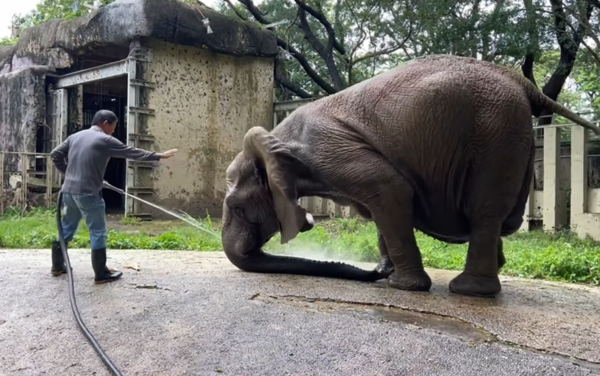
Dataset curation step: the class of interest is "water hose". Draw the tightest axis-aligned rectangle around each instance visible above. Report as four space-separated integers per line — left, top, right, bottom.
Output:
56 190 123 376
55 183 218 375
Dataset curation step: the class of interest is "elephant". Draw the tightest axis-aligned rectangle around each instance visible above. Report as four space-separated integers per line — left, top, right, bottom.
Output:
221 54 600 298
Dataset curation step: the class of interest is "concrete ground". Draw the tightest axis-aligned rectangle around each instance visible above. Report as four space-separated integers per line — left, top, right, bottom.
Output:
1 249 599 376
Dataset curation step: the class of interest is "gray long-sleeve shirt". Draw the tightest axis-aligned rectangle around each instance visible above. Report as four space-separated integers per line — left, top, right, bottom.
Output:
50 125 160 195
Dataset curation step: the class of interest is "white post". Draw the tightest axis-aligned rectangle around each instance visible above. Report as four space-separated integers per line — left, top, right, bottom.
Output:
570 126 588 234
543 126 564 231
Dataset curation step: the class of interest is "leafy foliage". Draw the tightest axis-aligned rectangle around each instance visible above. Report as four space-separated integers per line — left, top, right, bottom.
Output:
0 37 17 46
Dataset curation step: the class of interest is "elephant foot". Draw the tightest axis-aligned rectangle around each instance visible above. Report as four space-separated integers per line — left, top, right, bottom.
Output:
388 269 432 292
375 258 395 279
449 272 501 298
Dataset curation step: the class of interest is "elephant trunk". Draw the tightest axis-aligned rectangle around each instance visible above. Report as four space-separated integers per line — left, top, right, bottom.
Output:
221 223 384 282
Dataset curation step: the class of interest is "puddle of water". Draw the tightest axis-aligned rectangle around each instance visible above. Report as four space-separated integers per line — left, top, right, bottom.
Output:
254 295 493 344
333 304 493 344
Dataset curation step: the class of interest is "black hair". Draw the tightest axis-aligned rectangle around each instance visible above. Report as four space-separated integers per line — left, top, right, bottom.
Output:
91 110 118 126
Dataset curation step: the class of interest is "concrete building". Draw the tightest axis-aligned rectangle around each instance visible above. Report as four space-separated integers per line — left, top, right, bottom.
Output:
0 0 277 219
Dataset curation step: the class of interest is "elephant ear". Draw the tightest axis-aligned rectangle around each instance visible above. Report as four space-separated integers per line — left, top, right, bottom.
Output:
243 126 307 244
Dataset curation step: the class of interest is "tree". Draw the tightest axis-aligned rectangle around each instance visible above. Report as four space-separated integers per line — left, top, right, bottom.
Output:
224 0 589 101
220 0 417 99
521 0 596 128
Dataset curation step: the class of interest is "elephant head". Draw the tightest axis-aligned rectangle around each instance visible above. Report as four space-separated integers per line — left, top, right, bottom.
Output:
223 127 314 258
221 126 382 282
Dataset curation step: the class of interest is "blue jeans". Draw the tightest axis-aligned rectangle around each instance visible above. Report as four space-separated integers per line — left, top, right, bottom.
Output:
57 193 107 250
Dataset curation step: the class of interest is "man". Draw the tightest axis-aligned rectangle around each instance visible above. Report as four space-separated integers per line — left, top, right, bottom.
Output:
49 109 177 284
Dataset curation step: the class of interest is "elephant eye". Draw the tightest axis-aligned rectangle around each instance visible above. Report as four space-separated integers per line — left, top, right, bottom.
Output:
232 207 245 218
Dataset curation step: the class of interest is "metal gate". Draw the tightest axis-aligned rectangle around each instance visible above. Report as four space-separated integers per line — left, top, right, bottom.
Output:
82 91 128 211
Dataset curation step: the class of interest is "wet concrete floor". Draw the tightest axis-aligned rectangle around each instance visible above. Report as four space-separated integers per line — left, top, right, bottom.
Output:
1 249 599 375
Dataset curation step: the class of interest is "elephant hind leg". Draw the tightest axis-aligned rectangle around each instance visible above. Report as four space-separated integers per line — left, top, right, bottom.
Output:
450 164 527 298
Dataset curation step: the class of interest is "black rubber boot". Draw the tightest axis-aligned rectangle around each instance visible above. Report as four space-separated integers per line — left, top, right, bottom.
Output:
51 240 67 276
91 247 123 284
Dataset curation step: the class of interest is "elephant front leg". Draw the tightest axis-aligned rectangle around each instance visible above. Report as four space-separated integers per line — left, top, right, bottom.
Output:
367 185 431 292
353 202 394 279
375 228 395 278
321 150 431 291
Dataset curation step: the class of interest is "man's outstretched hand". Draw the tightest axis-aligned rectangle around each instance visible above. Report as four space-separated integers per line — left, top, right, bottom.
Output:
158 149 178 159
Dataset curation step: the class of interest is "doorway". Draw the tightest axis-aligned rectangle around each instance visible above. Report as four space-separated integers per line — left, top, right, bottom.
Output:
80 77 128 213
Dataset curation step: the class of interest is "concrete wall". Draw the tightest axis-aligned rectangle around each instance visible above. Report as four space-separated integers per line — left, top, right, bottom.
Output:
569 127 600 240
142 38 274 218
0 67 47 172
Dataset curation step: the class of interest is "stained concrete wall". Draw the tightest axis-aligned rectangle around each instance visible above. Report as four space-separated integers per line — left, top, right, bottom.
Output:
0 67 47 172
141 38 274 218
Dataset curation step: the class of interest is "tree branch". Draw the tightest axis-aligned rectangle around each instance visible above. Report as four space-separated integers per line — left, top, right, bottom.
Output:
236 0 337 94
275 61 312 99
521 53 538 88
520 0 539 85
293 0 346 55
296 6 346 89
223 0 247 21
354 20 413 65
545 0 591 95
581 39 600 67
538 0 593 125
195 0 215 11
556 2 600 67
574 0 600 66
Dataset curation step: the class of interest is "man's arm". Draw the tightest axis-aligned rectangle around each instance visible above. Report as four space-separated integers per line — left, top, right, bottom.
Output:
50 138 71 174
105 136 162 161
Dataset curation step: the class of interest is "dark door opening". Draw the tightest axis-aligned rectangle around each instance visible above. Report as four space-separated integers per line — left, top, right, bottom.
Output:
81 78 128 214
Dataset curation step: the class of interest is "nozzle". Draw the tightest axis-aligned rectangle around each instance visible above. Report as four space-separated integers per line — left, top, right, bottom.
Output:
202 18 213 34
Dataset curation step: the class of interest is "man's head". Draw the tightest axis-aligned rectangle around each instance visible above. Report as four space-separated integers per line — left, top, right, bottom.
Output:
92 110 118 135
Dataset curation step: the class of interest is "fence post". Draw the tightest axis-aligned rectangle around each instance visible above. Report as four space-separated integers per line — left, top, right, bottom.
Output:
570 126 588 235
543 126 565 231
46 155 54 208
20 156 28 213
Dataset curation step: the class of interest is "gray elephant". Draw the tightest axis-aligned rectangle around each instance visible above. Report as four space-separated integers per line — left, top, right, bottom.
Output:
221 54 600 298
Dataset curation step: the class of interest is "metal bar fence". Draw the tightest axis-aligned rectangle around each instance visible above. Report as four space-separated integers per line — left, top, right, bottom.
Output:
0 152 61 215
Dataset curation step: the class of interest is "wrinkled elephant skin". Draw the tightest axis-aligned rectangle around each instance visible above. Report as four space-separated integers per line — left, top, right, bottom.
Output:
221 54 600 297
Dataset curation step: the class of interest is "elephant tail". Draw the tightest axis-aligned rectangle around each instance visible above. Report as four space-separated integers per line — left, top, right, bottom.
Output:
524 80 600 136
227 251 384 282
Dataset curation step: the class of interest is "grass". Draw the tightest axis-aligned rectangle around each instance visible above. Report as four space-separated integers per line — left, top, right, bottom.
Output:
1 206 599 286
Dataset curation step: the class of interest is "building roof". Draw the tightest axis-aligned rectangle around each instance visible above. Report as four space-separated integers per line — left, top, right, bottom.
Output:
0 0 278 74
